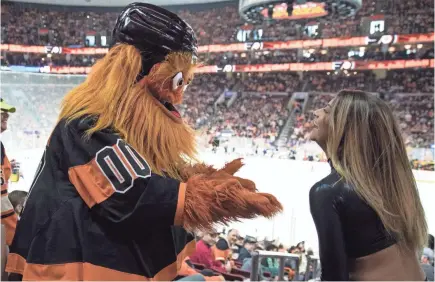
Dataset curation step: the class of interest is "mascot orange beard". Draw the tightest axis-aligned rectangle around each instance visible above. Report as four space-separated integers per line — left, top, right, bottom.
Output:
59 44 281 233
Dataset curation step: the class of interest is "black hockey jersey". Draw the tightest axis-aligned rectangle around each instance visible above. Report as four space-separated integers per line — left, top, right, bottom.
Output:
6 117 195 280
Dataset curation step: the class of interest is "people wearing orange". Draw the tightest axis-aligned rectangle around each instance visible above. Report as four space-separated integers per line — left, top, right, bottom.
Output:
0 98 18 246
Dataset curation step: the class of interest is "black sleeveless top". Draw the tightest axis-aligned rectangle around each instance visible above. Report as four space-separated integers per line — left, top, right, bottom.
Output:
309 162 396 281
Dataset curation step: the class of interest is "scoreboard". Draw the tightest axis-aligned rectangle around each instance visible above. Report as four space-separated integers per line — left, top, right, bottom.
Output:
239 0 362 22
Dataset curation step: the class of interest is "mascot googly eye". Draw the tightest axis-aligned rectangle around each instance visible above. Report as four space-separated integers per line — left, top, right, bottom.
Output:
172 72 184 91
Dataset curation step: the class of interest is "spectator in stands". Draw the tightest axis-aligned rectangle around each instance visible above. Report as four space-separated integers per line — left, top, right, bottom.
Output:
241 244 268 280
1 225 7 281
284 246 298 275
423 233 435 280
213 228 239 264
296 241 308 280
261 242 280 278
429 234 435 252
233 235 244 254
0 98 18 247
306 248 314 256
190 231 229 273
421 246 434 281
1 69 434 166
237 236 257 264
8 190 28 217
2 0 433 46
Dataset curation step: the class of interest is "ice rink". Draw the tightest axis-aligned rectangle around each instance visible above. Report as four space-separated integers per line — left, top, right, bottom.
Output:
7 148 435 254
200 152 435 253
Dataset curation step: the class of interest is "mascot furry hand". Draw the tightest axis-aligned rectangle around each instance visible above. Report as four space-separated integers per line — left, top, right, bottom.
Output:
180 158 281 231
5 3 281 281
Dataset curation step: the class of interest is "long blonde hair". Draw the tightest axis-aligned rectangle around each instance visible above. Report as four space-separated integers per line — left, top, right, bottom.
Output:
59 44 198 179
327 90 427 252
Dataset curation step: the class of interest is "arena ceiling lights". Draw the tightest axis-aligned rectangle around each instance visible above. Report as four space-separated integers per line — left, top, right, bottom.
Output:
239 0 362 23
7 0 230 7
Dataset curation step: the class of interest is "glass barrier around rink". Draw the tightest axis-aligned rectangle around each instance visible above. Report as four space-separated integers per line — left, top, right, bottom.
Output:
1 71 86 85
1 71 433 164
0 72 86 152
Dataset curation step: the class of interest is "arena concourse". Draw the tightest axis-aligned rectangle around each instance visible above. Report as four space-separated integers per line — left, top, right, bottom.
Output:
0 0 434 280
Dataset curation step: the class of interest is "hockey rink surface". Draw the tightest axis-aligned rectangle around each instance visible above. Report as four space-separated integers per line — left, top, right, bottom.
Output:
7 148 435 254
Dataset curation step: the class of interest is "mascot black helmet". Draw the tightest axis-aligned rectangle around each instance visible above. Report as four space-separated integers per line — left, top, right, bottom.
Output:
112 2 198 79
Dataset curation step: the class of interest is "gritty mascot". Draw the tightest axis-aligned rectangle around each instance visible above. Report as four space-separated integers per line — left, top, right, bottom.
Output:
6 3 282 280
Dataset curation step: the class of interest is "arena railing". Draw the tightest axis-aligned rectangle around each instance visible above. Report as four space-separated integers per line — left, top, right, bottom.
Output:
250 250 321 281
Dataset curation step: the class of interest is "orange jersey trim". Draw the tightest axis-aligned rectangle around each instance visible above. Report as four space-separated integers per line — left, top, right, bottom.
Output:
174 182 186 226
178 257 198 277
1 154 11 189
2 213 17 245
1 142 17 246
6 240 196 280
68 159 115 208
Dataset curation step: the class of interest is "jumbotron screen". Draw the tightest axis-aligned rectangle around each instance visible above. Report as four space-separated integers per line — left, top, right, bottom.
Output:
260 2 328 20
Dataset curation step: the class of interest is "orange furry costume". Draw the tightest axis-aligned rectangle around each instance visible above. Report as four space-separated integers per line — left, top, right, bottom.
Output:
5 3 282 281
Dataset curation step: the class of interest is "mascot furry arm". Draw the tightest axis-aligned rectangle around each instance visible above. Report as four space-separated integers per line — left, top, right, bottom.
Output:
5 3 281 281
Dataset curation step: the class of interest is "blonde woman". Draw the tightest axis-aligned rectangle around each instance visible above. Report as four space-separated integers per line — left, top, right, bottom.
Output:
309 90 428 281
